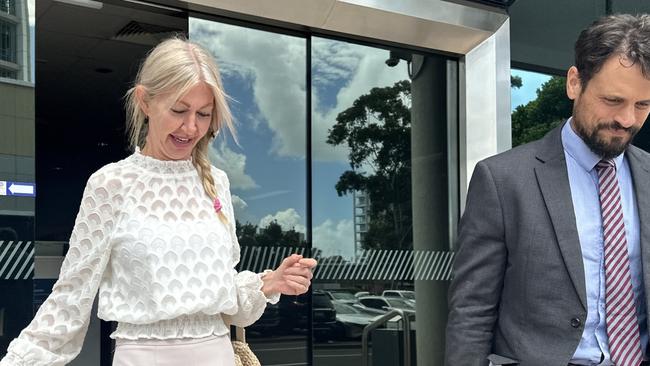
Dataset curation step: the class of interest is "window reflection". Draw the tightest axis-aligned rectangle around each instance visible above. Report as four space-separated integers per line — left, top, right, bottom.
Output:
511 68 569 146
189 16 309 365
0 0 34 356
312 36 454 365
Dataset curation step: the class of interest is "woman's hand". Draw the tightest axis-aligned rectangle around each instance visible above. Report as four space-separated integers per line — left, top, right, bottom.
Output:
261 254 317 297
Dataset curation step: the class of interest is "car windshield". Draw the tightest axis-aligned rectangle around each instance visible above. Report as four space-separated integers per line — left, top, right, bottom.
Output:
331 292 356 301
333 302 360 314
386 298 413 308
403 292 415 300
313 294 333 307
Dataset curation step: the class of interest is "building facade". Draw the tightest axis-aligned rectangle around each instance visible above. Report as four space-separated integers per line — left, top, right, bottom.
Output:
5 1 649 366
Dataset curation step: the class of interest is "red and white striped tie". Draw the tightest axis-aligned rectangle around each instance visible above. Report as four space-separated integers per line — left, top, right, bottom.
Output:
598 159 643 366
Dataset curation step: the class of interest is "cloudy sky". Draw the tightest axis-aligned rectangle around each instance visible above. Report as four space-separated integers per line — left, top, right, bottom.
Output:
23 5 548 259
186 18 552 259
190 18 408 259
511 69 552 111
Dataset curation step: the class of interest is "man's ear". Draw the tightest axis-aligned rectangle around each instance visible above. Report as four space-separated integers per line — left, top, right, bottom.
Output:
134 85 149 116
566 66 582 100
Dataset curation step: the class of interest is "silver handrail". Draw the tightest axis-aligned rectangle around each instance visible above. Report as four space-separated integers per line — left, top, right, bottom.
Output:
361 309 416 366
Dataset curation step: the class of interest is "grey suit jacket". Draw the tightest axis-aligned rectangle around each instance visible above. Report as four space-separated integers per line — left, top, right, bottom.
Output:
445 124 650 366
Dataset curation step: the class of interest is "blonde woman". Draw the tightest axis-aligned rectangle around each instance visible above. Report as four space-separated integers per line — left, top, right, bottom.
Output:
0 37 317 366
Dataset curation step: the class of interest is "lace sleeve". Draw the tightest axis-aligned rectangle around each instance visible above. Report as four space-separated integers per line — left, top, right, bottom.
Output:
0 171 119 366
216 170 280 328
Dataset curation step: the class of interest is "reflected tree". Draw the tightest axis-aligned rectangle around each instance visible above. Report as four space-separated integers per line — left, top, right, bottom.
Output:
512 75 572 146
236 220 307 247
327 80 412 250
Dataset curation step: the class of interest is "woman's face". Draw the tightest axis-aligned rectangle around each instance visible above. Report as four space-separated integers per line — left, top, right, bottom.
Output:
140 82 215 161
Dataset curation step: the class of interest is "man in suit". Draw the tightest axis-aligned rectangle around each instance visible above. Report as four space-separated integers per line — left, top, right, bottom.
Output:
445 14 650 366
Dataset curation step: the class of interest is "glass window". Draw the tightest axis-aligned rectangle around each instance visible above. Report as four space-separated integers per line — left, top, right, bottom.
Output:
0 68 15 78
0 20 16 63
328 291 356 302
511 68 569 146
189 16 308 365
312 36 455 365
0 0 33 356
0 0 15 16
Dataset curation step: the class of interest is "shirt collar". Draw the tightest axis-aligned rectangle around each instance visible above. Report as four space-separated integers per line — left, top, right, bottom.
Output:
561 117 625 172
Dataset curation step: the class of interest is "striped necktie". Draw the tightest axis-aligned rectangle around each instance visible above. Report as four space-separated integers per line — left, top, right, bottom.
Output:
597 159 643 365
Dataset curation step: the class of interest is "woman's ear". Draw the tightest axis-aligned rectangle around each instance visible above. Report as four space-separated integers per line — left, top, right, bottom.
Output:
134 85 150 116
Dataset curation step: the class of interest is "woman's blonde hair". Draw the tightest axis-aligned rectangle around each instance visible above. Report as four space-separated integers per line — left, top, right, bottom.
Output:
124 36 235 222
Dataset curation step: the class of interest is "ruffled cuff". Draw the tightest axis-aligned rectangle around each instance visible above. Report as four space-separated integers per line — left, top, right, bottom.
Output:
259 269 281 304
1 338 65 366
0 353 27 366
227 270 272 327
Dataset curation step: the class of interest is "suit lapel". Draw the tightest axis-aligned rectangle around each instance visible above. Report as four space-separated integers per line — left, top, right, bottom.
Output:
627 147 650 321
534 125 587 310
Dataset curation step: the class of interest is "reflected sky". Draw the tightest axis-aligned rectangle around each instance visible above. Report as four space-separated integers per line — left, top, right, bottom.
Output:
189 19 409 258
511 68 553 111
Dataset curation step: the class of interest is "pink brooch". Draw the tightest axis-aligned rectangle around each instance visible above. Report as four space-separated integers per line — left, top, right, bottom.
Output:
213 197 222 213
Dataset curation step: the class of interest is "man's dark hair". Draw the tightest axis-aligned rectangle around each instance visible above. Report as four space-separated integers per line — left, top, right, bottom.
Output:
575 13 650 89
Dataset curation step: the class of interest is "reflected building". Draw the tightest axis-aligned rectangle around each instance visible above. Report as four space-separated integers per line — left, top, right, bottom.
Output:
352 190 369 257
0 0 34 244
0 0 30 81
0 0 35 359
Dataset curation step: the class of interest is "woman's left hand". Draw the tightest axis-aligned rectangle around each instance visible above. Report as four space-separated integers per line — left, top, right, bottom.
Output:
261 254 317 297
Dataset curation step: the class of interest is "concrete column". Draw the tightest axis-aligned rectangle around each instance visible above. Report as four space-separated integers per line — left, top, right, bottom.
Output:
411 54 449 366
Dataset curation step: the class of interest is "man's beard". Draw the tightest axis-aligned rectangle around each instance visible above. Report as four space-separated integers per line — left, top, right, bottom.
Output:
573 119 639 159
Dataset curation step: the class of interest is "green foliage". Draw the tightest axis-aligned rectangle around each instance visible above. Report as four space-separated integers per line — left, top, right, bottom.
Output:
236 220 307 247
512 75 572 146
511 75 522 89
327 80 413 250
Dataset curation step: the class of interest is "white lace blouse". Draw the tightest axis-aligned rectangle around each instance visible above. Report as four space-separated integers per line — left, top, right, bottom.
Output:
0 149 279 366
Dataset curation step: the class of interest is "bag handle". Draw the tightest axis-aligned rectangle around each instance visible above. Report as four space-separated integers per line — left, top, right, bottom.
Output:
233 326 246 343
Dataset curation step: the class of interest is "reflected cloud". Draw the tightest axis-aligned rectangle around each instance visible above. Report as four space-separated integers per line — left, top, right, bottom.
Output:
259 208 306 233
190 20 407 164
246 190 291 201
190 18 306 158
312 38 406 162
231 194 248 212
208 140 257 190
313 219 355 259
28 0 35 26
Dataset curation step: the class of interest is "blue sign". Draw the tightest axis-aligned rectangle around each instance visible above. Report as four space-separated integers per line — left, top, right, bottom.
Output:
0 181 36 197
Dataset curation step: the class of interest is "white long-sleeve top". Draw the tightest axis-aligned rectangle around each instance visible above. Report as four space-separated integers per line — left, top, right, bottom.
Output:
0 149 279 366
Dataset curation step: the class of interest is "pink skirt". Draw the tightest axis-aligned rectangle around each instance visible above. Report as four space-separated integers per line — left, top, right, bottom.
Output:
112 335 235 366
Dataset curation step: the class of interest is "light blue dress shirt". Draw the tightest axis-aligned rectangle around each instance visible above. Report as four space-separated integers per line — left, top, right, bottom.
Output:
562 120 647 365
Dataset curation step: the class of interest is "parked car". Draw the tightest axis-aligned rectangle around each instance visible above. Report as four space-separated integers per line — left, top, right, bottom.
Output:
313 291 337 341
278 293 309 334
331 300 381 339
382 290 415 301
382 290 416 307
354 291 370 298
357 295 415 313
324 290 359 304
248 302 281 336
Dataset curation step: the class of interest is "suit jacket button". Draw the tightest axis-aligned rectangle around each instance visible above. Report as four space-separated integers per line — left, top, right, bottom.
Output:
570 318 582 328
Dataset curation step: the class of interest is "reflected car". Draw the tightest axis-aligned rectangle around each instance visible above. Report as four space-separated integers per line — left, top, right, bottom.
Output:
354 291 370 298
313 291 337 341
382 290 416 307
324 290 359 304
382 290 415 301
278 293 309 334
248 302 281 336
332 300 382 339
357 296 415 313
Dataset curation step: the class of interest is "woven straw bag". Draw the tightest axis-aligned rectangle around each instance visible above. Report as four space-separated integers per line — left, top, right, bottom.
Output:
232 326 261 366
